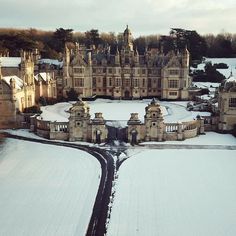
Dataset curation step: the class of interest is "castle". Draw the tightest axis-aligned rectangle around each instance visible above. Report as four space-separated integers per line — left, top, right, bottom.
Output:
63 25 190 100
0 25 236 137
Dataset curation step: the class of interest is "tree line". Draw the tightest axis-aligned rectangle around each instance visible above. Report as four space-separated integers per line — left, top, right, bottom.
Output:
0 27 236 63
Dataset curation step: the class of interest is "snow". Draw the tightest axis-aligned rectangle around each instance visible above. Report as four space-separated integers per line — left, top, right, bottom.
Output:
40 99 198 124
0 57 21 67
0 138 101 236
107 148 236 236
34 72 52 82
38 59 63 68
192 82 220 93
196 57 236 78
142 132 236 146
3 75 23 90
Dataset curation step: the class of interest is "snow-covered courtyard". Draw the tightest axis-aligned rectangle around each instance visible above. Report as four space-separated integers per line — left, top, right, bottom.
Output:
0 139 101 236
40 99 208 124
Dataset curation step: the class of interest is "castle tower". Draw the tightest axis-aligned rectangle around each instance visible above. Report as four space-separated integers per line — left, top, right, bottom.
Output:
134 48 139 65
91 112 108 143
182 45 190 68
123 25 133 51
68 98 91 141
144 98 165 141
20 50 35 109
127 113 143 145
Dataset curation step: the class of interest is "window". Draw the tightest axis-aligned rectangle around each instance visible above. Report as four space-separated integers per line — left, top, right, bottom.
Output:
115 78 120 86
125 78 130 86
148 78 151 87
169 69 179 75
142 78 146 87
134 78 139 87
152 122 156 126
157 79 161 88
124 69 130 74
103 68 106 73
108 68 113 74
74 78 84 87
109 78 113 86
168 80 178 88
92 77 96 87
229 98 236 107
142 69 146 75
74 68 83 74
103 77 106 87
169 91 178 96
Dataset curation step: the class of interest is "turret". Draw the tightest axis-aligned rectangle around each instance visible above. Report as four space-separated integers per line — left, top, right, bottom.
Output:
123 25 133 51
10 78 17 101
144 98 165 141
88 51 92 66
20 50 34 86
134 47 139 65
115 45 120 65
182 45 189 68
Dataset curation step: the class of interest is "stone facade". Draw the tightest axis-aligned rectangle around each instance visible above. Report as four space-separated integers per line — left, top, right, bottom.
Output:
0 51 36 128
68 99 108 143
0 52 58 129
63 26 191 100
32 98 204 144
218 73 236 131
127 98 204 144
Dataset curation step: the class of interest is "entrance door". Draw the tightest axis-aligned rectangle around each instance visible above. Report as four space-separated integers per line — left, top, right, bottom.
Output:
124 90 130 99
131 130 138 145
96 130 101 144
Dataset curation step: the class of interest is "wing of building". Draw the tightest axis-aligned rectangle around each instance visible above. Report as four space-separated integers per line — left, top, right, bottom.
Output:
63 26 191 100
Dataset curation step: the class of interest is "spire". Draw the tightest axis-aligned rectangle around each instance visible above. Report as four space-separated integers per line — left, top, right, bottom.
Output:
123 25 133 51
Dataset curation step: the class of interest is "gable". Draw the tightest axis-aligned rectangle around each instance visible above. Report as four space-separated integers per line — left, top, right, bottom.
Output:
166 56 181 68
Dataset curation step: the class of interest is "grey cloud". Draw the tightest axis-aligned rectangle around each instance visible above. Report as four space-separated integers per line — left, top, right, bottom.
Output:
0 0 235 35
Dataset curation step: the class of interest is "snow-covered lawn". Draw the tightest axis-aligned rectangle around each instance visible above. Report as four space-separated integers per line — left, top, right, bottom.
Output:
107 149 236 236
194 57 236 78
40 99 205 124
0 139 101 236
141 132 236 146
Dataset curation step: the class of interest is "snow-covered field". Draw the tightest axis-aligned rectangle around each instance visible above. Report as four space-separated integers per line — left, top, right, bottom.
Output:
107 148 236 236
194 57 236 78
142 131 236 146
40 99 206 124
0 139 101 236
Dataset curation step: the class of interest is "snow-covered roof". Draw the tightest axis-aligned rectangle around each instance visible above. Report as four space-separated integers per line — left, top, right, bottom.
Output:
3 75 23 90
38 59 63 68
226 74 236 83
0 57 21 67
34 72 52 82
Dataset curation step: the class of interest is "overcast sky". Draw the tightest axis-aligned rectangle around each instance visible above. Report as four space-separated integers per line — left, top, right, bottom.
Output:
0 0 236 36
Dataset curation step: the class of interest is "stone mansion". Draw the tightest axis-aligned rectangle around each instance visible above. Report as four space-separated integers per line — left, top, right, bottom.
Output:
63 26 190 100
0 25 235 136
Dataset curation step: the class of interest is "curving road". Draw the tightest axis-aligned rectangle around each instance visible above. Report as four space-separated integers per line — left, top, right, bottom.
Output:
1 132 114 236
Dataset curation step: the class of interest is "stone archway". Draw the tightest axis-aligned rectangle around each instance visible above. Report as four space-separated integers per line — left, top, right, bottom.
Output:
95 130 101 144
124 90 130 99
131 129 138 145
